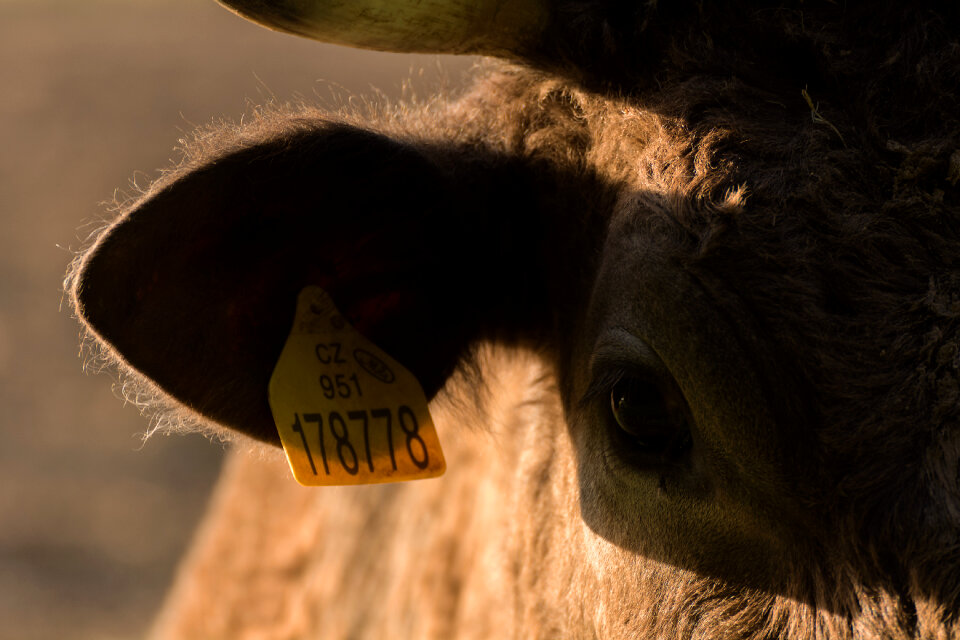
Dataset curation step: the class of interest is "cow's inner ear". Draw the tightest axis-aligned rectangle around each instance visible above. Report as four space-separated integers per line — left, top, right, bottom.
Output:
72 123 551 445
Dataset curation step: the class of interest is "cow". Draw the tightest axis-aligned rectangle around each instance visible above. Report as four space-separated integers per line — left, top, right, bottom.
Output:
67 0 960 638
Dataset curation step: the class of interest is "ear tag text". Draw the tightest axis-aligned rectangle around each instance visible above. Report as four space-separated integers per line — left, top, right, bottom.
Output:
269 286 446 486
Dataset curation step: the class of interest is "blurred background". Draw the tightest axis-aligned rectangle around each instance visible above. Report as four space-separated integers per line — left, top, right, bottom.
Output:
0 2 471 637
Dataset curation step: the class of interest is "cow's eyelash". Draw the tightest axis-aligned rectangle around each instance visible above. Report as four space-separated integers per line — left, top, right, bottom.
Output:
579 368 626 410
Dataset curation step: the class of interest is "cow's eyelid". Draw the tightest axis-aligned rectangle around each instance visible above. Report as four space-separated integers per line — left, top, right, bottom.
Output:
586 328 667 385
579 368 626 410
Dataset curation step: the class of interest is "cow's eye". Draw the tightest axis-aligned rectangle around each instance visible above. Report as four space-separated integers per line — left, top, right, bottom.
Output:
609 375 692 461
610 377 671 443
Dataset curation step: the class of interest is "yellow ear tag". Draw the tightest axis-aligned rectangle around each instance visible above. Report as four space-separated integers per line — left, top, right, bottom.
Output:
268 286 446 485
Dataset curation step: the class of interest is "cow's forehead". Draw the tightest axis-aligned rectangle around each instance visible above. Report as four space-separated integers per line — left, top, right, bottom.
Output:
578 119 959 505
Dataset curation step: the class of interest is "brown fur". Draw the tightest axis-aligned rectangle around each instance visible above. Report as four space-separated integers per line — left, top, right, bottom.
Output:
68 1 960 638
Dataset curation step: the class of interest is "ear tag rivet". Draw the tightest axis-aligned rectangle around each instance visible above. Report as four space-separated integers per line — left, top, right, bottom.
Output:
269 286 446 485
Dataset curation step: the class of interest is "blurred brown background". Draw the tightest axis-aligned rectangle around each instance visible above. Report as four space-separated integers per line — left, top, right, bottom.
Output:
1 2 470 637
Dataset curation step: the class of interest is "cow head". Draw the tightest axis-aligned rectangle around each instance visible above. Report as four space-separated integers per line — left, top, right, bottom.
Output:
69 1 960 636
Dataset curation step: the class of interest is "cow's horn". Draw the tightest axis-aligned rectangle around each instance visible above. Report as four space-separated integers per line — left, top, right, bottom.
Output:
215 0 548 56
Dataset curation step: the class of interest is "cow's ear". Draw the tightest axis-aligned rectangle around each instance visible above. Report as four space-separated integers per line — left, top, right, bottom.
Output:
71 123 563 445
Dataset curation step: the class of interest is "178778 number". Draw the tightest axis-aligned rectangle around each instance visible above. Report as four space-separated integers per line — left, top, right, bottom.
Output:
290 406 429 476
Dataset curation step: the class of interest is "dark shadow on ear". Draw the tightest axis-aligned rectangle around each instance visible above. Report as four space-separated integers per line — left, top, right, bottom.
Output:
73 122 608 444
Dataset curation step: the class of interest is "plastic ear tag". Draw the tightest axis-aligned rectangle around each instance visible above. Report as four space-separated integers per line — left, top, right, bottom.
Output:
268 286 446 486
